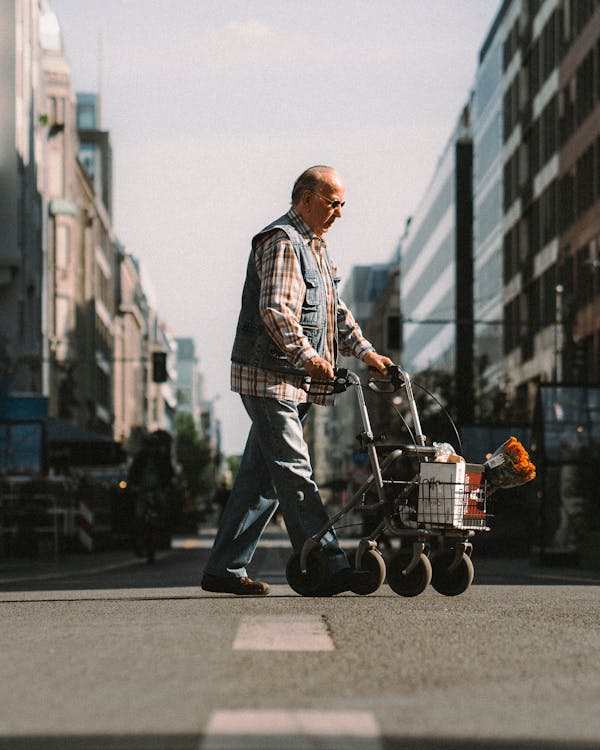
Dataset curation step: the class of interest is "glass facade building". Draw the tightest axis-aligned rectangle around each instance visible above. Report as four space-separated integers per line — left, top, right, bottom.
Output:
400 104 474 421
76 92 113 218
472 3 508 418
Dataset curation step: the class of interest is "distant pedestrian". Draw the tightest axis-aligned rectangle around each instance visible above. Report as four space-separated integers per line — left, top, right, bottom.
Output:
128 433 174 555
201 165 392 596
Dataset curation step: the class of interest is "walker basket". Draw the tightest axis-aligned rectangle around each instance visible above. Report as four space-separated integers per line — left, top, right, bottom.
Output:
417 462 489 531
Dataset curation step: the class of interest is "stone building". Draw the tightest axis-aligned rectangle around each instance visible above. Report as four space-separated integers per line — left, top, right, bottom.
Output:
0 0 47 397
1 0 178 455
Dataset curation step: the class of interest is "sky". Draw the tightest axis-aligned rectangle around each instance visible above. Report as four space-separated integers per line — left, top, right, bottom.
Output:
50 0 500 456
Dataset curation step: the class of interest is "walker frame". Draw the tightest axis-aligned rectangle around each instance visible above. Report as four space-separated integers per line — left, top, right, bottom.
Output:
287 366 491 597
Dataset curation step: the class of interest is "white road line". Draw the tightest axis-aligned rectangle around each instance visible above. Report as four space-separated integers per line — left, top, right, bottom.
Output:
200 709 382 750
232 614 334 651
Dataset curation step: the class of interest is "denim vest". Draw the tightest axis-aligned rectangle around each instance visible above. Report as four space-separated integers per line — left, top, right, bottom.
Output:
230 213 338 376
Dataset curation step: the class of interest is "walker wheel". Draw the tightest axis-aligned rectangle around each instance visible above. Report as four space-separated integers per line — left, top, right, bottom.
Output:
352 548 386 595
387 549 432 597
431 551 474 596
286 549 330 596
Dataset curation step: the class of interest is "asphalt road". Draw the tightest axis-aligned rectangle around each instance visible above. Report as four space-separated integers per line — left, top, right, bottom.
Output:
1 526 599 750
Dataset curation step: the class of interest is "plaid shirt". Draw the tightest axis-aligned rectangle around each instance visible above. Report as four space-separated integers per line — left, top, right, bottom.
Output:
231 208 374 405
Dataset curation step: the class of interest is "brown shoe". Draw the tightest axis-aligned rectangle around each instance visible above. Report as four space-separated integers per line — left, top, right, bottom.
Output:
201 573 271 596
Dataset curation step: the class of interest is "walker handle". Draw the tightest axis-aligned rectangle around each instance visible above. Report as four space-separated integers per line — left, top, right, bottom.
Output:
332 368 350 393
367 364 404 393
302 368 350 395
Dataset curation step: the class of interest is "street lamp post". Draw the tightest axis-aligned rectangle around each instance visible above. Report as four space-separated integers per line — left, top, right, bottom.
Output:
554 284 564 382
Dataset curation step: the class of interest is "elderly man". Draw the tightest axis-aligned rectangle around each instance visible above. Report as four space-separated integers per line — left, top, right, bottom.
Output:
201 165 392 596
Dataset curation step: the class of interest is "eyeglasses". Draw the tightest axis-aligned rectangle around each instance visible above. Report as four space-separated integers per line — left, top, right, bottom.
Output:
309 190 345 210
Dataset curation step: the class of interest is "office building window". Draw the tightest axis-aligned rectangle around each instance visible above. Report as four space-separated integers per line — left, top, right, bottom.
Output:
518 214 530 265
503 20 519 71
597 39 600 99
574 333 595 383
503 232 512 283
77 105 95 129
478 180 502 242
518 138 530 188
541 180 557 246
559 2 571 55
386 315 401 350
541 10 558 83
559 78 576 145
503 77 519 142
503 224 521 283
504 151 520 210
542 265 556 328
529 38 540 97
576 48 595 125
574 0 596 36
526 199 541 257
575 244 594 309
503 297 520 354
558 169 576 231
528 118 541 177
529 0 542 20
597 136 600 196
529 277 541 334
541 96 557 165
503 161 512 210
576 144 595 216
96 368 111 412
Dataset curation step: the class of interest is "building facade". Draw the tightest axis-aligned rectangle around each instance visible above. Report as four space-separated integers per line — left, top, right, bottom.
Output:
76 92 113 218
113 248 145 444
400 103 475 423
176 337 203 429
555 1 600 384
144 316 177 435
1 0 185 457
0 0 46 397
501 0 600 418
40 11 119 435
472 5 508 420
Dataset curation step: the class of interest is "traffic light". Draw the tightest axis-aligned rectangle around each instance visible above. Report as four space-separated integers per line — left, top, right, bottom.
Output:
152 351 168 383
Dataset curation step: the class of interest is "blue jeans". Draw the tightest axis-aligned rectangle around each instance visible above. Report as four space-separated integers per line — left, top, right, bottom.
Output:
204 395 349 578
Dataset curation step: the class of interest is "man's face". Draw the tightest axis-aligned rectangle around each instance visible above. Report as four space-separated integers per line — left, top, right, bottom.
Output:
297 172 345 237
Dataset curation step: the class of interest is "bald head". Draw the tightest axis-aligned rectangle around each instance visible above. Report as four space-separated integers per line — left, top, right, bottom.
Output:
291 165 345 237
291 165 341 206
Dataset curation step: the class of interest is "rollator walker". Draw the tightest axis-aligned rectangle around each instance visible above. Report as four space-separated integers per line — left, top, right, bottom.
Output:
286 365 491 598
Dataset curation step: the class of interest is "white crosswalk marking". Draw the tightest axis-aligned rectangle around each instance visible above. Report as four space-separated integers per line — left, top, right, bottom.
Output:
232 614 334 651
200 709 382 750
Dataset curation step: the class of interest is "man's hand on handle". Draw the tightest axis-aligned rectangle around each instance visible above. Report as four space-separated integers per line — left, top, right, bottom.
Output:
303 355 335 381
303 351 393 381
363 351 394 376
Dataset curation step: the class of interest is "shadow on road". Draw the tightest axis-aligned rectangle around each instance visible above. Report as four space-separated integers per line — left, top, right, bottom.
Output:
0 733 598 750
0 542 599 595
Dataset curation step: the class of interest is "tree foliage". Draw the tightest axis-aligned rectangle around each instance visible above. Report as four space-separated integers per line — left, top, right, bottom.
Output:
175 412 215 498
226 454 241 482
